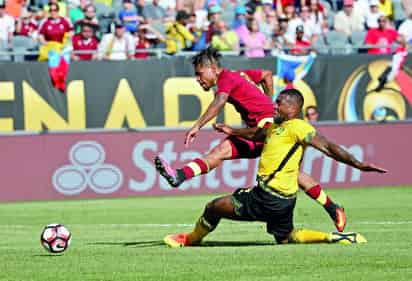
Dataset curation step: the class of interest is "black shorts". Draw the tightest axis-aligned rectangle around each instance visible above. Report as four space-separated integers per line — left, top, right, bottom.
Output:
231 186 296 243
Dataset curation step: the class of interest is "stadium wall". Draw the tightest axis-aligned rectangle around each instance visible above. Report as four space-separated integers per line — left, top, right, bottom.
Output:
0 55 412 132
0 122 410 202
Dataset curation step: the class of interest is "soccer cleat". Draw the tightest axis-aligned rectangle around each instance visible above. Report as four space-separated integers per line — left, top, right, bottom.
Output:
164 233 191 248
330 232 367 244
326 203 347 232
154 156 183 188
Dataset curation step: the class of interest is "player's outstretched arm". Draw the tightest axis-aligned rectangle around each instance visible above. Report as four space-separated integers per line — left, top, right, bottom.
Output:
213 123 267 142
185 93 229 147
260 70 274 98
307 133 388 173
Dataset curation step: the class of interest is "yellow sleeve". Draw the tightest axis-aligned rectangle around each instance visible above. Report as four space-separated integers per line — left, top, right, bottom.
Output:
176 24 195 42
292 120 316 144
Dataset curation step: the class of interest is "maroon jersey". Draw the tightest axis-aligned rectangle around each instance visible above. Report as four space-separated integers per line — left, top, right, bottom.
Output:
216 69 274 127
72 33 98 60
39 17 71 43
18 19 38 36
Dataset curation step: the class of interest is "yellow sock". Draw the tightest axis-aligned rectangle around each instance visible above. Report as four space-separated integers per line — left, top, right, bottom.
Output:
289 229 331 244
187 217 214 244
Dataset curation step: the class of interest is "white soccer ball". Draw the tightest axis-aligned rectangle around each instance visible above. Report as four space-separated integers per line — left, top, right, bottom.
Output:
40 224 72 253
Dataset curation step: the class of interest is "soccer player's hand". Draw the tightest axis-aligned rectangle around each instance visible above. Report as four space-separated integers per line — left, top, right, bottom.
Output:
213 123 233 135
357 162 388 173
185 126 200 147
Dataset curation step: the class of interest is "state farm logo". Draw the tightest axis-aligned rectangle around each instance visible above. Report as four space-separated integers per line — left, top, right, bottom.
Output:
52 141 123 195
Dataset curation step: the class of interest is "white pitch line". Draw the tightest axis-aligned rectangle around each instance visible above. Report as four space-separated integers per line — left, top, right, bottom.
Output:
2 221 412 229
356 221 412 225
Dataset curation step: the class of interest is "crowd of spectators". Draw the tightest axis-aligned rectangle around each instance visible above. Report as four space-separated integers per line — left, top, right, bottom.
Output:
0 0 411 61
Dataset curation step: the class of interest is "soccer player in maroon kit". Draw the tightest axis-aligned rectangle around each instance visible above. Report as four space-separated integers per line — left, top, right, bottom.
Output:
154 47 346 232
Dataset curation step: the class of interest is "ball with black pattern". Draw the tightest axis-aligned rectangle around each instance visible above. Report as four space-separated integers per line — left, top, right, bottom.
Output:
40 224 71 253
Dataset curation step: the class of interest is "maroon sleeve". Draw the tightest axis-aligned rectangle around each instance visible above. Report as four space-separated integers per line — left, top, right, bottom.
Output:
39 20 47 35
72 35 79 49
239 69 264 84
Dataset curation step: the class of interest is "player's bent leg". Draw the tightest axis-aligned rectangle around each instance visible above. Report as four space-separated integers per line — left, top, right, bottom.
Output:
155 140 233 188
164 195 242 248
203 139 234 170
298 172 347 232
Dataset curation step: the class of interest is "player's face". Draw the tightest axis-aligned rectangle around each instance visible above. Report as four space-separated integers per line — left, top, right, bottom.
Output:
274 94 291 123
194 64 218 91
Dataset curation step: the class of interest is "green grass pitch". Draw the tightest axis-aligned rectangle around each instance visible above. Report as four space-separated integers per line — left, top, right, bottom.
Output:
1 186 412 281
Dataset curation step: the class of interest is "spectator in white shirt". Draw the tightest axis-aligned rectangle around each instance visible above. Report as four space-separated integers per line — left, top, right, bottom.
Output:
0 3 15 50
398 13 412 43
98 21 135 60
300 5 320 43
334 0 365 36
309 0 328 34
366 0 385 29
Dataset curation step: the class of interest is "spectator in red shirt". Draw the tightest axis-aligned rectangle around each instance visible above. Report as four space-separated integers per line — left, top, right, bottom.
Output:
16 8 38 40
39 3 72 44
289 25 311 55
134 27 150 59
71 22 98 61
134 24 165 59
365 15 399 54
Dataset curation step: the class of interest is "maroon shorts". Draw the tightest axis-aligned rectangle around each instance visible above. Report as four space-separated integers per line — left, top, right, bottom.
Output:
227 135 264 159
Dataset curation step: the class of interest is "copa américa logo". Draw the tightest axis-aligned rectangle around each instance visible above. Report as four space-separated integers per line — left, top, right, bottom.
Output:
338 60 412 122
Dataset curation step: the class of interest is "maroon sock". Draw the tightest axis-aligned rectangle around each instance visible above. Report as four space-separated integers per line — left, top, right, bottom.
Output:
305 184 332 207
181 158 209 180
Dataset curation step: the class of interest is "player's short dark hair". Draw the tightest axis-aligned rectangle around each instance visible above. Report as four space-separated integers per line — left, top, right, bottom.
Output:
191 47 222 68
305 105 318 115
279 88 304 108
83 4 96 12
49 3 59 11
81 21 96 30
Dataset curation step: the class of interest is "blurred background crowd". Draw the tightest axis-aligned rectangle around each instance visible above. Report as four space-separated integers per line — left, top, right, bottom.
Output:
0 0 411 60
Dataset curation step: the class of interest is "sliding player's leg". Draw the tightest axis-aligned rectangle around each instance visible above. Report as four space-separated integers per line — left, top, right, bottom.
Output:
262 190 365 245
286 229 367 244
164 192 247 248
154 136 262 188
298 172 346 232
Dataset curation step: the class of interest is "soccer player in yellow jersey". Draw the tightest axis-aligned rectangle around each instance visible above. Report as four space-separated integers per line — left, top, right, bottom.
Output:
163 88 387 247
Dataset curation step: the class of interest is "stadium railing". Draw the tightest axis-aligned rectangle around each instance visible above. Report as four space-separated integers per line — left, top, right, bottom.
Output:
0 44 409 62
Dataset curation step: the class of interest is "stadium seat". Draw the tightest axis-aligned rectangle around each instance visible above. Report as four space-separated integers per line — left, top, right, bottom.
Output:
12 36 37 50
312 36 329 54
12 36 38 62
350 30 367 53
0 40 11 62
350 30 366 46
95 2 112 18
325 30 352 54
